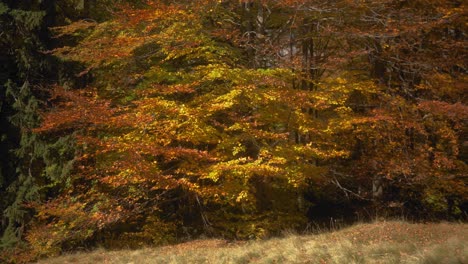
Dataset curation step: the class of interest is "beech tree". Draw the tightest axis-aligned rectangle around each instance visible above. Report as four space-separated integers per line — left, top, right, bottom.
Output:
329 0 467 215
23 1 360 255
1 0 466 262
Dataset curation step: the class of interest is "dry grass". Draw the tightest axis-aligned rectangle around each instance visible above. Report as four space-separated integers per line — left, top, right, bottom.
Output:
35 221 467 264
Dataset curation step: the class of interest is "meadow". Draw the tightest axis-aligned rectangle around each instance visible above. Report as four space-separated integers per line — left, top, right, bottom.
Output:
36 221 467 264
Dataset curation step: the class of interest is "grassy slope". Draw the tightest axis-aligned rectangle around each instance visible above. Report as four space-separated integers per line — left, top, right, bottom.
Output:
36 221 467 264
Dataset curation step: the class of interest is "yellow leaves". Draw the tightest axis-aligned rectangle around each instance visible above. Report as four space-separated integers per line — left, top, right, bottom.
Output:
266 156 287 166
205 154 287 186
236 190 249 203
335 106 353 116
232 143 246 156
198 63 237 82
292 143 350 160
210 89 242 111
207 66 226 79
52 2 210 71
335 77 347 84
206 170 221 182
157 21 218 62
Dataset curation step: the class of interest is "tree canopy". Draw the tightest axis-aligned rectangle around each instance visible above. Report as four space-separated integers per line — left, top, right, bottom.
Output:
1 0 466 262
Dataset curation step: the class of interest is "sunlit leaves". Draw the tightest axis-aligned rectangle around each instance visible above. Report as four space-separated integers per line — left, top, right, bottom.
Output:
25 0 467 256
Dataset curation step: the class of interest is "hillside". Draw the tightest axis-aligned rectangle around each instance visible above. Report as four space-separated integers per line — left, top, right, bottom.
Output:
37 221 467 264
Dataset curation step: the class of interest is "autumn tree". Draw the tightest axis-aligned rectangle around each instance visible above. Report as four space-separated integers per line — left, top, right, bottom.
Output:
2 0 466 262
24 0 363 255
0 1 148 262
325 0 467 217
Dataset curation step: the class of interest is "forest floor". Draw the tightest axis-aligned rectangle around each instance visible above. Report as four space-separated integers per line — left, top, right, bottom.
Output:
36 221 467 264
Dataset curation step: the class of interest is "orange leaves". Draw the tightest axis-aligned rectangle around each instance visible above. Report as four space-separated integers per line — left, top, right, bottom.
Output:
51 3 192 70
52 33 146 68
34 86 115 134
31 0 468 249
118 1 195 28
418 101 468 126
50 20 97 38
26 191 134 256
152 83 198 95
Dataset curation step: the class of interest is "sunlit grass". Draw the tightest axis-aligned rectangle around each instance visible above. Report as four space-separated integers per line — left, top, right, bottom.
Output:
36 221 467 264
